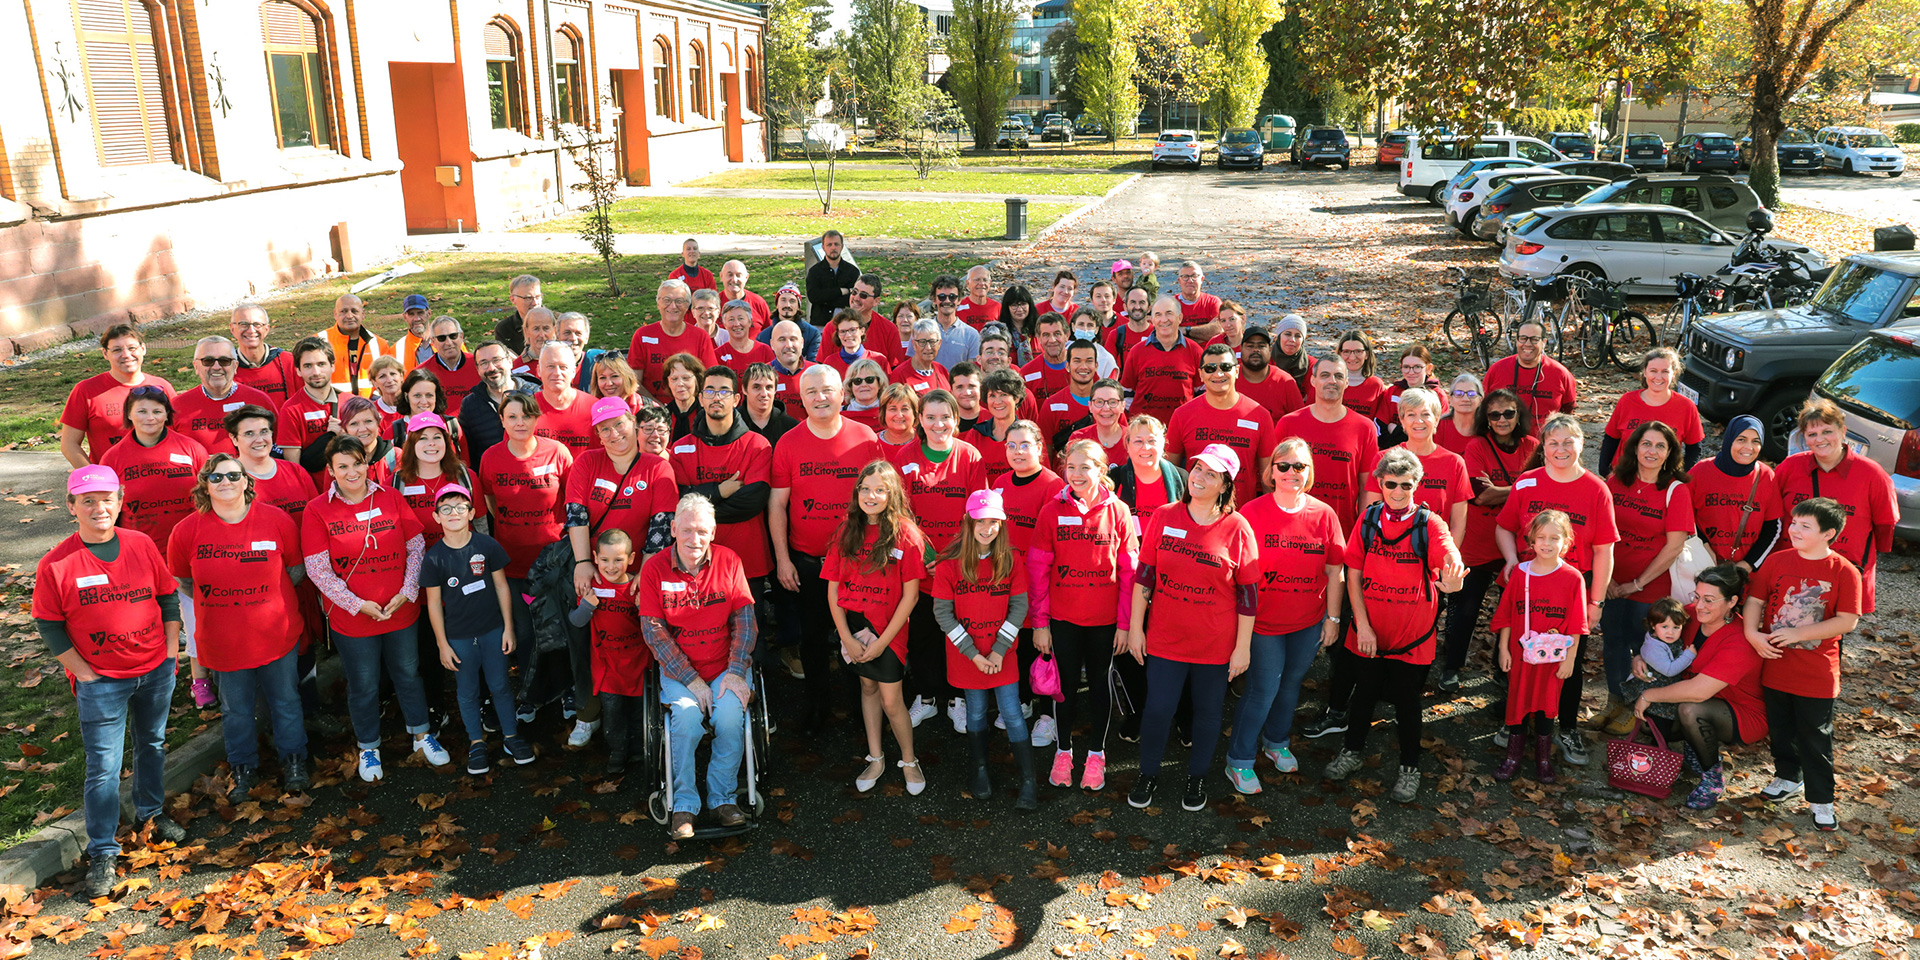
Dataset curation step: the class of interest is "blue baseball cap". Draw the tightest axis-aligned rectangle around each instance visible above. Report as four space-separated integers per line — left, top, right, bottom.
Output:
402 294 430 312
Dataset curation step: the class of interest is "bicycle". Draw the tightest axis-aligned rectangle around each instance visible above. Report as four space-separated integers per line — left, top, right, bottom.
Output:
1564 274 1656 372
1440 267 1501 370
1496 275 1567 357
1658 272 1716 351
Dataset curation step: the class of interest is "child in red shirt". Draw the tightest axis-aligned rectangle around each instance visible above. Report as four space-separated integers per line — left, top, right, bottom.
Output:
934 490 1036 809
1491 510 1587 784
571 529 654 778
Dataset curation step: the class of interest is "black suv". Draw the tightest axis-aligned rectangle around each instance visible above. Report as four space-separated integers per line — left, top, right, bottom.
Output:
1292 127 1351 169
1668 133 1740 173
1738 129 1823 175
1680 251 1920 458
1546 132 1596 159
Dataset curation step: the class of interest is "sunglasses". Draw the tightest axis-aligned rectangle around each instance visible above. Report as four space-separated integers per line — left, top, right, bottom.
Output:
1380 479 1416 491
197 356 236 367
1487 409 1518 421
934 293 959 302
206 471 246 484
1273 462 1309 473
433 332 463 343
849 376 879 387
1201 363 1236 374
1451 389 1480 399
128 385 168 399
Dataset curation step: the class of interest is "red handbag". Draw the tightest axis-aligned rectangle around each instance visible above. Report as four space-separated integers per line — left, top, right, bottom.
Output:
1605 719 1683 799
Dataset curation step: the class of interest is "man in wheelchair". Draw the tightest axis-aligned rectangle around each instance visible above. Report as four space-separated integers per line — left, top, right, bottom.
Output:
638 494 760 839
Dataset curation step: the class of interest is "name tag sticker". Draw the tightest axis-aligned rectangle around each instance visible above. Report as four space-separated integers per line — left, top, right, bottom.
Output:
1165 527 1189 539
250 541 276 551
1514 477 1537 490
913 383 929 392
776 384 788 392
673 444 696 454
901 463 920 475
1237 418 1260 430
890 547 905 560
595 478 617 491
76 574 109 588
461 580 487 595
662 581 688 592
531 464 555 476
223 402 245 412
593 587 616 598
1024 372 1043 382
1050 403 1068 412
355 507 382 521
641 336 660 345
303 410 326 421
169 453 193 465
402 485 427 495
1056 516 1082 526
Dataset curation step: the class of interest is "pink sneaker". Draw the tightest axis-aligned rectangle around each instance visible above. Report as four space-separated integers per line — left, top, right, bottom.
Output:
191 678 216 708
1048 749 1074 787
1079 751 1106 791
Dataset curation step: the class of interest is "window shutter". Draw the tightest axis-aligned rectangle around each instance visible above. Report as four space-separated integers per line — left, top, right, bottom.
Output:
485 23 514 60
261 1 318 47
75 0 170 166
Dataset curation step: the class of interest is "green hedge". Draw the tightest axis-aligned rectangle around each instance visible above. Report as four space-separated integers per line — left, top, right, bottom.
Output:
1509 107 1594 138
1897 123 1920 143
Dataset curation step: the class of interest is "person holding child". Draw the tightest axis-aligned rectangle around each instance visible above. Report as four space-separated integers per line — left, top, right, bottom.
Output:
933 490 1037 809
1632 564 1768 810
1489 510 1586 784
422 485 534 774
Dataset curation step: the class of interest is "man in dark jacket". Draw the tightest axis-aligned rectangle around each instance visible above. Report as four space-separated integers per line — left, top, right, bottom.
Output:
495 274 542 355
804 231 858 328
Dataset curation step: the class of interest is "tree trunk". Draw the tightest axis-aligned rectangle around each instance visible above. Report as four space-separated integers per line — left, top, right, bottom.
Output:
1750 68 1787 208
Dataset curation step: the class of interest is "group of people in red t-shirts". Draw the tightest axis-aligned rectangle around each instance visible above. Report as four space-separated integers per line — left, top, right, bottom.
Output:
35 255 1892 892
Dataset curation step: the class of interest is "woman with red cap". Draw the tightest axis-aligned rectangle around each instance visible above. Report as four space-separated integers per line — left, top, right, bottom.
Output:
935 488 1037 809
1126 443 1261 814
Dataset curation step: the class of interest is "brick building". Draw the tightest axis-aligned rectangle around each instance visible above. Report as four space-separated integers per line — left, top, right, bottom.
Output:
0 0 767 347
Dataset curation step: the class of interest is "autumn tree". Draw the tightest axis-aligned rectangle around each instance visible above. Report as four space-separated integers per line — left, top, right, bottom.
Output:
1071 0 1141 143
849 0 933 142
765 0 835 157
1134 0 1223 130
1739 0 1879 205
1200 0 1283 132
947 0 1023 150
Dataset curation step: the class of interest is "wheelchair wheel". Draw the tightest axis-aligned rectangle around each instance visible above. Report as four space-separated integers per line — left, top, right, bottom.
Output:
747 666 772 818
643 668 669 824
647 787 670 825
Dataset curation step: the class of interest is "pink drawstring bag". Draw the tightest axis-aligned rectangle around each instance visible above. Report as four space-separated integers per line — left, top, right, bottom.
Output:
1029 653 1064 701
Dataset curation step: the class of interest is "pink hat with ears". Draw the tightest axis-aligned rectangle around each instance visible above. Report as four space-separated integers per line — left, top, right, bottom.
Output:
965 488 1006 521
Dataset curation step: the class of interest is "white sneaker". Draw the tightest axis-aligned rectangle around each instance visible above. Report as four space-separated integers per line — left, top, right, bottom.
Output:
948 698 968 733
1811 802 1838 831
1030 715 1058 747
907 697 936 728
566 719 599 749
413 736 451 767
358 748 384 782
1761 778 1804 801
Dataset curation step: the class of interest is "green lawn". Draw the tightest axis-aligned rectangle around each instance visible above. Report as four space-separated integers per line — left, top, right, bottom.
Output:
529 197 1080 241
677 166 1131 197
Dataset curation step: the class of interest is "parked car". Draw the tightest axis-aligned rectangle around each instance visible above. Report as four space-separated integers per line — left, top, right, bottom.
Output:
1151 129 1202 169
1816 126 1906 177
1472 175 1608 243
1680 251 1920 457
1440 157 1548 208
1546 132 1597 160
802 121 848 152
1446 165 1559 234
1667 133 1740 173
1375 130 1415 170
1565 174 1764 235
1600 132 1669 171
1498 202 1827 296
1542 160 1635 181
1801 321 1920 538
1039 113 1065 134
1292 126 1352 168
996 119 1032 148
1074 116 1107 137
1738 128 1824 174
1398 135 1566 204
1042 117 1074 143
1006 113 1034 132
1217 128 1265 170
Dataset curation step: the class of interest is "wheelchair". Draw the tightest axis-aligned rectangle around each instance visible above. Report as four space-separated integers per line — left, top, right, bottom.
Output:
641 664 772 840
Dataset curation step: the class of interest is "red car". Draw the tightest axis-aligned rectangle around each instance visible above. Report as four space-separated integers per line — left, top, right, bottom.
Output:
1375 131 1414 170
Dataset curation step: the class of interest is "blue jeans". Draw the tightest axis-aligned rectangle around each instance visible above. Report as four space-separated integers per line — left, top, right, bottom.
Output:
76 658 175 859
212 648 307 767
661 674 751 814
1140 656 1229 777
964 682 1028 743
333 625 431 750
1600 597 1651 700
446 629 518 741
1225 624 1322 767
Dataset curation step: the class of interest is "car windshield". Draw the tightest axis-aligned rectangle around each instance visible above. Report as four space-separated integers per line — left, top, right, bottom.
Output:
1811 262 1909 325
1223 131 1259 143
1309 130 1344 141
1779 130 1814 143
1160 134 1192 143
1627 135 1662 144
1846 133 1896 148
1699 137 1736 148
1818 336 1920 427
1557 136 1593 147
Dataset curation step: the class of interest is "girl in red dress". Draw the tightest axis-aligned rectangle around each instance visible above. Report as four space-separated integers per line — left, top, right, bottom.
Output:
934 490 1036 808
1492 510 1588 783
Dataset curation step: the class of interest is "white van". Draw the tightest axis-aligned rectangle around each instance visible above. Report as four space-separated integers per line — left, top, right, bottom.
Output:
1816 126 1905 177
1398 135 1566 204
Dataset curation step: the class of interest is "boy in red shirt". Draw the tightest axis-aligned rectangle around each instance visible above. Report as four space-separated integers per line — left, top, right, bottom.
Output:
1745 497 1862 832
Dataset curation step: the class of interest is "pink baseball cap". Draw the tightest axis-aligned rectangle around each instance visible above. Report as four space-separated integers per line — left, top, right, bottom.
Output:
1111 260 1134 275
591 396 633 426
435 483 473 502
67 465 121 496
965 488 1006 521
1189 443 1241 478
405 412 446 433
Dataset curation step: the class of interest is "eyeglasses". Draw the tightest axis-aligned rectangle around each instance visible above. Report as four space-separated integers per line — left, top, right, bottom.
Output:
1338 348 1367 356
663 298 691 307
913 338 941 347
1487 409 1518 421
1380 479 1416 491
433 332 463 343
849 376 879 387
853 289 876 299
437 501 472 515
1273 462 1309 473
1006 441 1035 452
206 471 246 484
197 356 236 367
1090 398 1124 408
233 321 268 330
1201 363 1236 374
701 387 734 398
1515 336 1543 344
934 293 959 302
1451 389 1480 399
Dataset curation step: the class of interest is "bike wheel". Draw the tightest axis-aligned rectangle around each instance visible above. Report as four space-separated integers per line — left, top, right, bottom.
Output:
1607 310 1657 372
1442 308 1473 353
1497 295 1525 354
1469 311 1498 371
1574 315 1607 370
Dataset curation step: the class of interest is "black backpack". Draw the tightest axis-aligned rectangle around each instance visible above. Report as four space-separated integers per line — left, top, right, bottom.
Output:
1354 500 1438 657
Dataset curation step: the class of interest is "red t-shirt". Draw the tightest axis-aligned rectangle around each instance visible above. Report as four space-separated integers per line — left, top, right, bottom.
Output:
1688 461 1780 563
1178 294 1221 325
1237 369 1303 421
1776 451 1896 614
418 352 482 411
1104 324 1156 375
670 429 775 577
773 420 883 557
1137 503 1260 664
1275 407 1380 530
994 469 1066 559
477 438 574 578
1435 418 1474 456
714 337 774 375
101 431 209 554
1035 388 1095 454
1341 377 1387 420
300 484 425 636
1496 468 1619 573
637 547 755 682
1030 488 1136 627
33 529 176 680
1121 337 1205 426
889 440 988 552
1021 356 1072 402
1606 476 1696 602
889 360 952 397
235 350 301 407
167 505 302 670
1605 390 1705 446
1365 445 1470 521
815 314 900 366
586 573 652 696
276 390 337 452
390 470 472 546
955 298 1001 328
172 385 274 455
249 460 319 520
1753 549 1862 698
1483 356 1578 429
668 264 717 292
628 322 719 399
1037 300 1081 324
1344 507 1454 665
1240 494 1345 635
824 525 931 660
1686 615 1767 740
1165 395 1278 508
60 372 177 463
1461 435 1539 567
934 555 1029 690
842 406 882 433
535 389 599 455
564 449 678 549
1066 423 1127 471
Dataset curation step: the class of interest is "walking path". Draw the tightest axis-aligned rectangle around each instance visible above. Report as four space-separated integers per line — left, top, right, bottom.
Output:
620 186 1106 203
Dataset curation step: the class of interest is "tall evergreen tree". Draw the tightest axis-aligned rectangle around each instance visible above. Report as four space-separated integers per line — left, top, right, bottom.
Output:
850 0 934 141
1071 0 1141 142
948 0 1023 149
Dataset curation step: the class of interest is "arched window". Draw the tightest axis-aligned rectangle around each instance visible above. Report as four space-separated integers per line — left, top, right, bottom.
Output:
260 1 332 149
553 27 583 126
744 46 759 115
75 0 175 165
651 36 674 120
687 41 708 119
484 20 525 132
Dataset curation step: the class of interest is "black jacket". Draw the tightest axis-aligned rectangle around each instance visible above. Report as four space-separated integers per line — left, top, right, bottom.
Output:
1109 458 1188 514
805 259 859 327
680 413 773 525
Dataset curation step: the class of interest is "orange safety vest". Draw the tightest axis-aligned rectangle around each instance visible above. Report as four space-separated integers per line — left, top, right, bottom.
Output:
318 325 397 397
394 332 429 373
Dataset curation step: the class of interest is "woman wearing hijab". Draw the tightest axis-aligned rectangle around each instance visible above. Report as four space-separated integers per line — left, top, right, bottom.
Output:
1687 416 1780 572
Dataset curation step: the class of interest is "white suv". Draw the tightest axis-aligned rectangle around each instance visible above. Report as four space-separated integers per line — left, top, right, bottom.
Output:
1398 135 1566 204
1152 130 1202 169
1816 126 1906 177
